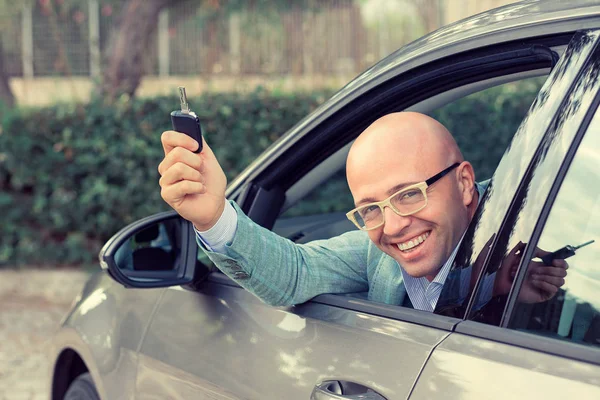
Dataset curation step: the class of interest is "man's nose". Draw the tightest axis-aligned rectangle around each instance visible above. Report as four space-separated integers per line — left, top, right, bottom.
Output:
382 206 411 236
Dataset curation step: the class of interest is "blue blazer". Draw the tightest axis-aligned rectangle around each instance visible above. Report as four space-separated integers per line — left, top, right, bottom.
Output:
199 202 409 307
200 181 488 308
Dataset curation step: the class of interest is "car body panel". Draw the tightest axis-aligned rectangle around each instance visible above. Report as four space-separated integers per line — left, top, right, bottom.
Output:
135 283 449 400
50 272 164 400
409 331 600 400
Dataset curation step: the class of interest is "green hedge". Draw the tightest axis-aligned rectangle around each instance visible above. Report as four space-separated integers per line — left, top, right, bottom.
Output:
0 80 543 267
432 77 545 180
0 89 331 266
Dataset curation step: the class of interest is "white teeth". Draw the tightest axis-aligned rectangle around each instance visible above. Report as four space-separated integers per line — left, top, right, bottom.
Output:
397 232 430 251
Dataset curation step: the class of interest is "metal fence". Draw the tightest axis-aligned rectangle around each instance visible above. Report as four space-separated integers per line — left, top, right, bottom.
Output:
0 0 516 80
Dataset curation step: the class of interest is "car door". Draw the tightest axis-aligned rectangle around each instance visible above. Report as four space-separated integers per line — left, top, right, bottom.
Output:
410 30 600 399
133 29 584 400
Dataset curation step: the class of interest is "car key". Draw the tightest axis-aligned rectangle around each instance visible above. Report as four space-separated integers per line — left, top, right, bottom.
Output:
171 87 203 153
541 239 595 265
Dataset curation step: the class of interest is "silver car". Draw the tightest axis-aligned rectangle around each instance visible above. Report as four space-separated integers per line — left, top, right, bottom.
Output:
50 1 600 399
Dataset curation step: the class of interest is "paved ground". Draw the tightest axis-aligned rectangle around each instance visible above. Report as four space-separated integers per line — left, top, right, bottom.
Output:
0 269 90 400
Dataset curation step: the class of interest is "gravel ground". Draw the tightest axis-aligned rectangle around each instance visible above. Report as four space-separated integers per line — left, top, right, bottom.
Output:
0 269 90 400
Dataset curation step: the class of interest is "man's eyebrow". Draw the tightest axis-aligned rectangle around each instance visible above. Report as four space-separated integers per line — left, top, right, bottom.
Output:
355 181 418 206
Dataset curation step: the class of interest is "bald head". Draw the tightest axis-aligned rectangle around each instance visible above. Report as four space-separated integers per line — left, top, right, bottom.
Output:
347 112 463 193
345 112 477 281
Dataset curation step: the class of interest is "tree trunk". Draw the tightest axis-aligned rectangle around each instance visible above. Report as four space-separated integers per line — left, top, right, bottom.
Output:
99 0 178 100
205 18 220 74
0 35 15 108
349 3 365 73
414 0 441 34
283 7 304 75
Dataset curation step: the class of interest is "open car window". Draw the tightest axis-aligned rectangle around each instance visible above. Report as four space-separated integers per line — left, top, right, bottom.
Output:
275 76 547 243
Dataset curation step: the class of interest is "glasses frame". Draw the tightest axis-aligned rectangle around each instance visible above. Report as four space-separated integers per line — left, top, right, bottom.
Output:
346 162 461 231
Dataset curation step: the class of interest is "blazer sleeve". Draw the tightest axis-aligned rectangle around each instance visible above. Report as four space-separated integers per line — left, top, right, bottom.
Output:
198 201 371 306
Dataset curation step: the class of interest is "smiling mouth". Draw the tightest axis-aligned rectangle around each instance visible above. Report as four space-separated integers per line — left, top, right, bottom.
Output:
397 231 430 252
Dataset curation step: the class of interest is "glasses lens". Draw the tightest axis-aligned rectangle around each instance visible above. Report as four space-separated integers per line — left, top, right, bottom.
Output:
353 205 383 229
391 187 426 214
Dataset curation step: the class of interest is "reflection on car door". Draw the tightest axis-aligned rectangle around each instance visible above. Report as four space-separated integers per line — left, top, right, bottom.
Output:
410 31 600 399
134 276 452 399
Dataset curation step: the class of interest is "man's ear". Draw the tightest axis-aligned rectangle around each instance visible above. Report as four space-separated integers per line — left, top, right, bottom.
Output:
457 161 476 207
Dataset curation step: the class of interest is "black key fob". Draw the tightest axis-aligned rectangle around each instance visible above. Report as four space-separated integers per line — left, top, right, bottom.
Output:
541 240 594 265
541 246 575 265
171 87 203 153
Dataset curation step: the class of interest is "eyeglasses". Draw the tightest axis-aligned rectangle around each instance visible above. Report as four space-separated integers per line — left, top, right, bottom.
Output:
346 162 460 231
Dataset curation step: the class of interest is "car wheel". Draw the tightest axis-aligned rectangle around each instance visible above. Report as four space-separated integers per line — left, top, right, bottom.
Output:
64 372 100 400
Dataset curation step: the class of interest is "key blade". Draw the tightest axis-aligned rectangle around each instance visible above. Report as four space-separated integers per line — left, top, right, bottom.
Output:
178 86 190 114
574 239 595 250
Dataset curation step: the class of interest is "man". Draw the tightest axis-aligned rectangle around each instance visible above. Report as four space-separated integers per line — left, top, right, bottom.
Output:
158 112 567 311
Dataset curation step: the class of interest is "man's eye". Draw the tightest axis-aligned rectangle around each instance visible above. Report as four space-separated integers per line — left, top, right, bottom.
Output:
401 190 420 199
360 205 379 217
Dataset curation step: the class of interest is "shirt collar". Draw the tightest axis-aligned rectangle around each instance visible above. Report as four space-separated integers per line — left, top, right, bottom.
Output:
398 181 485 309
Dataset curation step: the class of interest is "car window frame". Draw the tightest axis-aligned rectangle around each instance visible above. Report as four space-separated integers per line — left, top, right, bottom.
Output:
453 30 600 366
209 33 583 332
436 30 600 320
227 35 572 210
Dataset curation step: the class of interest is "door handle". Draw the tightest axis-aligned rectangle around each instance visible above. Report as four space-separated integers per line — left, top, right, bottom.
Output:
311 380 387 400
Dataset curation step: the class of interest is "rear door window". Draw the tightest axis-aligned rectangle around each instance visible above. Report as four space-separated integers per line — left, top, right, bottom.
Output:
507 109 600 347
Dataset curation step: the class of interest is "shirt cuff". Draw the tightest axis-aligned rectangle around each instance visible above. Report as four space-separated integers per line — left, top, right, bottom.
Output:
194 200 238 253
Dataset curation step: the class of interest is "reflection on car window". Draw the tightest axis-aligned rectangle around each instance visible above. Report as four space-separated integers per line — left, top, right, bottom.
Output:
431 76 546 180
456 35 600 324
508 115 600 347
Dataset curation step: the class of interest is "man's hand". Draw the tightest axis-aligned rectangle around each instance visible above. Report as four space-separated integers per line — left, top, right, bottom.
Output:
158 131 227 231
493 242 568 303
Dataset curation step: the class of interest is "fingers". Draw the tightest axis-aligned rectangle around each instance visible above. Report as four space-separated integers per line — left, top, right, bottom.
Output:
529 279 559 297
551 258 569 269
159 162 205 188
161 130 200 156
511 241 526 255
529 263 568 277
158 146 203 176
161 180 206 204
504 241 526 274
530 272 565 288
528 261 566 289
532 246 552 259
506 241 525 261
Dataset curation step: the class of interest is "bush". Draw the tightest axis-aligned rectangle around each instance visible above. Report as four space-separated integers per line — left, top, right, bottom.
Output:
0 89 331 266
432 77 544 180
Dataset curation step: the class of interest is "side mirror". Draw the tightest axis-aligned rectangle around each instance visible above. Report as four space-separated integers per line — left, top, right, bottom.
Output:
99 211 200 288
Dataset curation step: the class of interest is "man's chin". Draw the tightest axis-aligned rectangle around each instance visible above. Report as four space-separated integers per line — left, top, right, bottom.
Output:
402 265 436 279
391 253 442 280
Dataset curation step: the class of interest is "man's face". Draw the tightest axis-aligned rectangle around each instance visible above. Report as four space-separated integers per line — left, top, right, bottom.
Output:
348 149 474 281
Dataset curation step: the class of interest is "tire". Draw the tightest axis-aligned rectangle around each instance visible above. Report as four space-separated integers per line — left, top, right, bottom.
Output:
64 372 100 400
